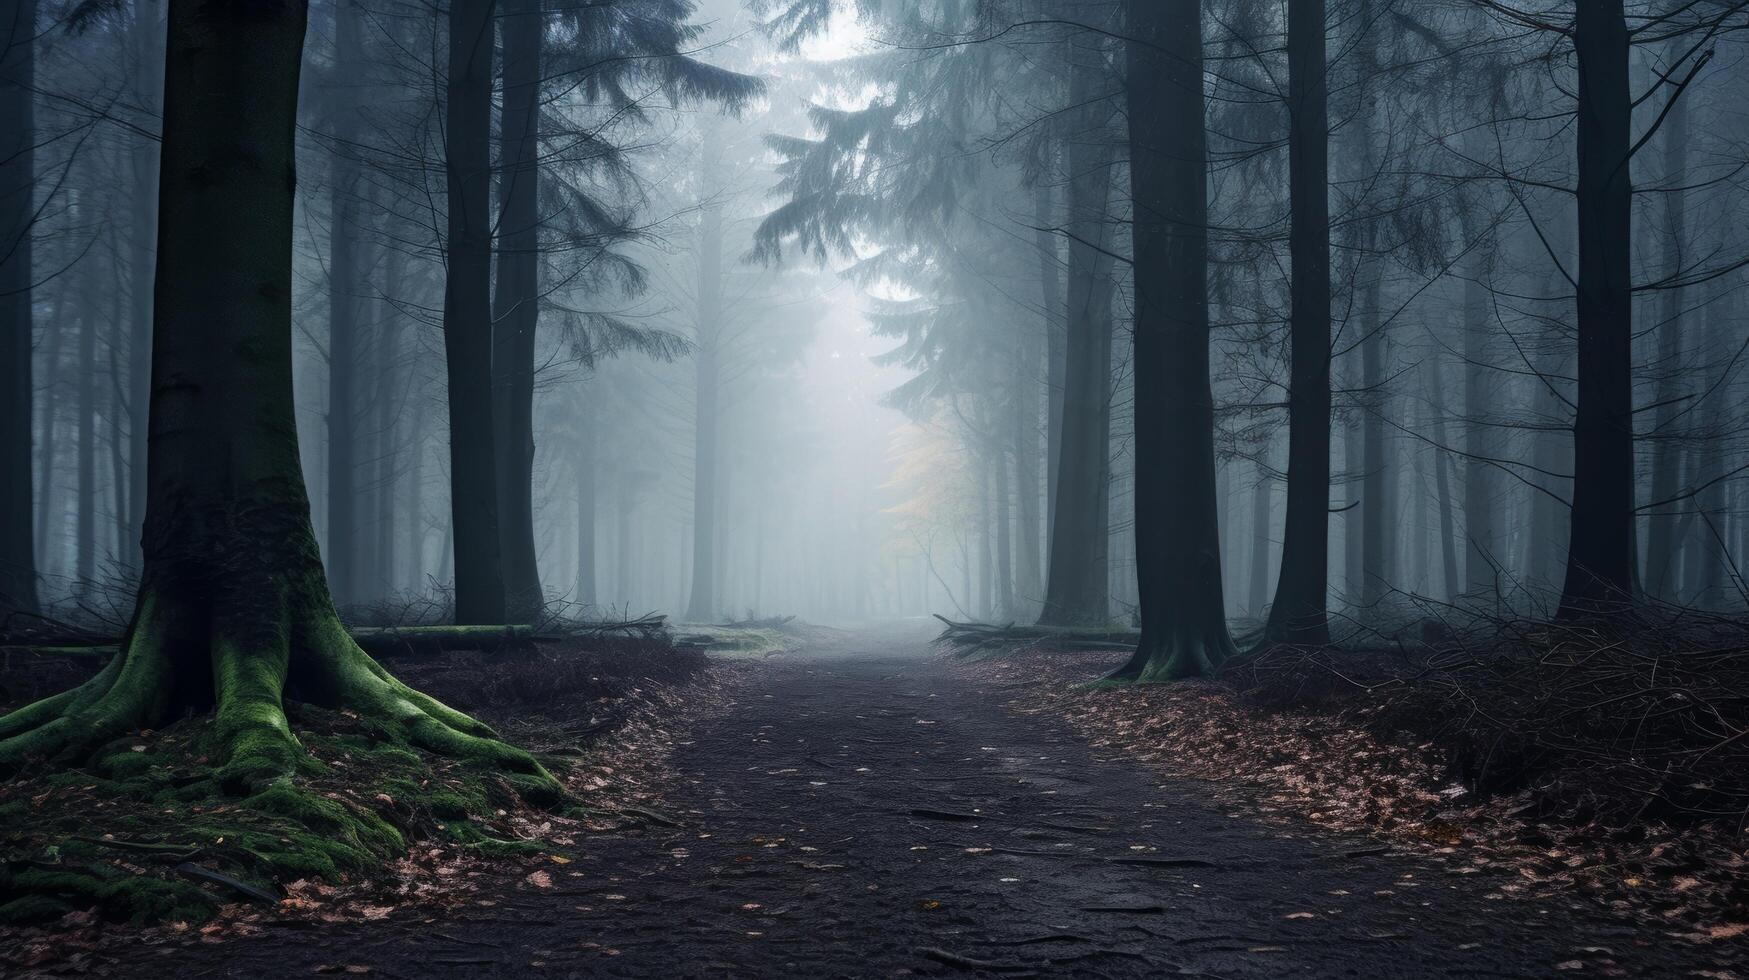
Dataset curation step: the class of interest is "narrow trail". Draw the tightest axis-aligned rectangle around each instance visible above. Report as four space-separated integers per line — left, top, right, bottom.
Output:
157 626 1705 977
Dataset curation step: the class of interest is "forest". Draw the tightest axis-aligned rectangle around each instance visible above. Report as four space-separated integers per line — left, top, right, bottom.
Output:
2 0 1748 975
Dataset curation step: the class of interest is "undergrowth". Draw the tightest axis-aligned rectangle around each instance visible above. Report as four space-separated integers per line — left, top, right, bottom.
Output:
0 633 708 927
0 704 545 926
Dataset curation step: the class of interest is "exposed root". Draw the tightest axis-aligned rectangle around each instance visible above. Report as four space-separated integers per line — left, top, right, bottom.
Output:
1102 625 1235 685
0 590 560 803
0 606 561 926
0 596 170 773
296 614 561 803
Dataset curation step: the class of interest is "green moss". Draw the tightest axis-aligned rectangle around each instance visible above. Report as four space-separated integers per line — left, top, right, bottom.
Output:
0 714 570 926
1 603 574 927
442 820 546 858
0 864 220 925
426 789 482 820
241 780 403 868
0 894 76 925
93 748 157 780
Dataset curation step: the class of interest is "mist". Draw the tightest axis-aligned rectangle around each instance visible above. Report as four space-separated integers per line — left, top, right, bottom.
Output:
3 1 1749 970
14 0 1746 639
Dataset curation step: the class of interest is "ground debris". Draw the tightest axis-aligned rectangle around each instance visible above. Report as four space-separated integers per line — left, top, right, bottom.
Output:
959 645 1749 935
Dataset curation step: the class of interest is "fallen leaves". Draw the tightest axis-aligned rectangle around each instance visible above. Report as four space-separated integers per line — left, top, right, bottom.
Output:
959 649 1749 935
0 640 752 976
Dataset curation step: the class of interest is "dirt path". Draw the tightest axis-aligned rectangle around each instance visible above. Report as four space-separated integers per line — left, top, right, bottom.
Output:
139 626 1716 977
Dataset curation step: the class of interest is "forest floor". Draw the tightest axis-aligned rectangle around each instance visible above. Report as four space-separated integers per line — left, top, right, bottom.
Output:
9 621 1743 978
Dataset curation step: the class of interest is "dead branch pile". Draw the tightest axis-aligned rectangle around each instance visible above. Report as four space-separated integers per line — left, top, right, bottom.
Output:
1228 608 1749 829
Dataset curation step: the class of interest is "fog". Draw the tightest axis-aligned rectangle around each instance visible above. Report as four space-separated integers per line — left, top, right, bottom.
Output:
8 0 1749 641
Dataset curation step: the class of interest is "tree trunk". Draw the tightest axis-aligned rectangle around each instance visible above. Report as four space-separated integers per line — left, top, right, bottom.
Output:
977 451 993 619
492 0 543 623
406 398 428 589
443 0 505 624
0 0 38 616
1560 1 1636 616
1039 29 1117 626
1527 213 1575 596
76 241 98 590
1012 314 1043 613
1424 348 1461 601
1351 2 1389 610
1034 177 1064 558
33 291 63 581
1461 244 1497 598
1358 290 1388 606
126 0 163 577
1108 0 1234 682
1644 48 1688 600
575 421 596 607
1342 397 1364 603
0 0 555 803
684 202 724 623
616 477 635 606
107 253 128 564
372 245 406 600
1249 458 1272 615
1265 0 1332 645
995 441 1014 619
324 0 364 610
1687 279 1728 605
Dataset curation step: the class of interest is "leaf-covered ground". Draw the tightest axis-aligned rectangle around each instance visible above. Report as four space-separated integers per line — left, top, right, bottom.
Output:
11 623 1739 977
960 645 1749 947
0 634 751 974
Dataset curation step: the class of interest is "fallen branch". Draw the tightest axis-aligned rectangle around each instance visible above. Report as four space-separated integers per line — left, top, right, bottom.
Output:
174 863 279 905
73 835 201 861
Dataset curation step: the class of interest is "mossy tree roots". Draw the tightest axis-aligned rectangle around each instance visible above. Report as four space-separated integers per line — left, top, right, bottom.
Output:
0 587 561 805
1101 626 1236 685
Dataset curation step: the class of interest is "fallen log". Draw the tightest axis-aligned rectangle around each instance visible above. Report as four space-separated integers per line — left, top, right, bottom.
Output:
714 614 797 629
931 615 1140 657
2 627 542 658
3 616 673 663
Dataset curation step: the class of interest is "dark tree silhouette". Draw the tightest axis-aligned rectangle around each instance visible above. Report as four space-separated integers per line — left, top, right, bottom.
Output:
1560 0 1637 617
0 0 556 802
1108 0 1235 681
0 0 39 618
443 0 507 625
1264 0 1333 646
